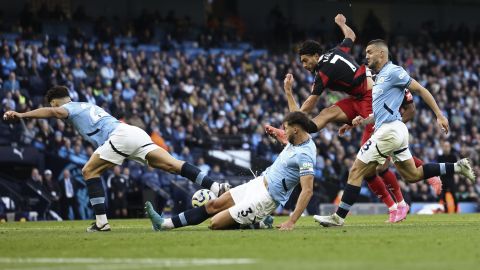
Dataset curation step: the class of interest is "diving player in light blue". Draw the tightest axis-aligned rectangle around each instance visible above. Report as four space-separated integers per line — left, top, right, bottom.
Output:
3 85 230 232
314 39 475 227
145 111 317 231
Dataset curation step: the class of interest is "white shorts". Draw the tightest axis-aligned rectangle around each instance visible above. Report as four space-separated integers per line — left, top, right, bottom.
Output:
94 123 160 165
228 177 278 225
357 120 412 165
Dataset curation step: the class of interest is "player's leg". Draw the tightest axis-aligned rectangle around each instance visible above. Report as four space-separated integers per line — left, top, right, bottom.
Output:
311 104 350 130
359 123 399 221
413 156 442 195
394 157 475 184
130 125 229 196
82 153 116 232
265 103 350 144
314 158 378 226
209 209 238 230
145 191 235 231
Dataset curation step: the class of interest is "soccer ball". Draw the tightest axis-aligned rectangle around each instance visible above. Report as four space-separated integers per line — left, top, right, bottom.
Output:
191 189 217 208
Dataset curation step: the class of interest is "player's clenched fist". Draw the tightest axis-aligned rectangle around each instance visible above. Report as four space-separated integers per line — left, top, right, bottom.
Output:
284 73 294 93
3 111 22 121
334 14 346 25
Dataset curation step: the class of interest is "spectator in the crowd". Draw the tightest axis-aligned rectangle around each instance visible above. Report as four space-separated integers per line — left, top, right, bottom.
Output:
42 169 61 213
209 164 225 180
2 72 20 93
1 50 17 77
59 169 80 220
437 141 459 211
107 166 128 218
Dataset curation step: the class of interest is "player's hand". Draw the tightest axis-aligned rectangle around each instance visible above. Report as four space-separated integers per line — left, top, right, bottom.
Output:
351 116 365 127
277 220 295 231
338 124 352 136
3 111 22 121
334 14 347 25
284 73 294 93
437 115 449 134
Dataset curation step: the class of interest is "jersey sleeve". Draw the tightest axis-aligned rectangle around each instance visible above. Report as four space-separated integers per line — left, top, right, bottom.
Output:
298 152 315 176
337 38 354 53
391 66 412 89
61 102 79 119
311 67 332 96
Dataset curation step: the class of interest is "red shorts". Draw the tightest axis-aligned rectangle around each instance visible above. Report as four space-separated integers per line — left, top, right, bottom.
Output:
335 90 374 145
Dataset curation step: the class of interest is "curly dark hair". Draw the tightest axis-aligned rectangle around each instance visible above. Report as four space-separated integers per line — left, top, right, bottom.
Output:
46 86 70 103
283 111 318 133
298 40 322 56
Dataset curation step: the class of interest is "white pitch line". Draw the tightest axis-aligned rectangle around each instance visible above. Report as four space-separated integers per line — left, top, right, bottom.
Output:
0 257 256 267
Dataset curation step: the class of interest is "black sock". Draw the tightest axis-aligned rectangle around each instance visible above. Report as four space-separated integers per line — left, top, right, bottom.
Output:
336 184 361 219
86 178 106 215
180 163 215 188
171 205 211 228
423 163 455 179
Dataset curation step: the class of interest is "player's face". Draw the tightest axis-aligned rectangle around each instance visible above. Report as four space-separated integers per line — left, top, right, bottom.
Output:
300 54 319 72
283 123 297 144
365 45 381 70
49 99 60 107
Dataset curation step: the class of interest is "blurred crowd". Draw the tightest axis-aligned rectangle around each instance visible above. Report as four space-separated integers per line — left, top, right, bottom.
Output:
1 11 480 219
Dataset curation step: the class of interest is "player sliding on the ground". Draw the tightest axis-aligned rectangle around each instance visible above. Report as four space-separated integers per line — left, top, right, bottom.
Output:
314 39 475 227
145 111 316 231
3 86 229 232
266 13 441 223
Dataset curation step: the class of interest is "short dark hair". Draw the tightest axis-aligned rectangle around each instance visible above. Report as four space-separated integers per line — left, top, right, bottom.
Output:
298 40 322 56
46 86 70 102
283 111 317 133
367 39 388 47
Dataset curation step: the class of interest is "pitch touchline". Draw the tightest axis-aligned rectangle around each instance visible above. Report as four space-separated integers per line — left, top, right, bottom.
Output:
0 257 256 265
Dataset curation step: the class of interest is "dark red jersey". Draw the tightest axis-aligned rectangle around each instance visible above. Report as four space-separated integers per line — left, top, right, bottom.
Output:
311 38 369 97
401 89 413 108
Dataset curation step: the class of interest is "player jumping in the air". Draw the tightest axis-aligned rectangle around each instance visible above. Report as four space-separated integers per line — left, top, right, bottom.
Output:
266 14 440 222
3 86 229 232
145 111 316 231
314 39 475 227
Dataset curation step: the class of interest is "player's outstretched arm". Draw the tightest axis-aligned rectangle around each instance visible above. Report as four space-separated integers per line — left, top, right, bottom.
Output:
407 79 449 133
335 14 356 42
277 175 314 231
284 73 300 112
3 107 68 121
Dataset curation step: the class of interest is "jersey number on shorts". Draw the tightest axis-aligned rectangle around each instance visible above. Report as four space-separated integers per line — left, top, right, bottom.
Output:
330 55 357 72
238 207 253 218
360 140 372 154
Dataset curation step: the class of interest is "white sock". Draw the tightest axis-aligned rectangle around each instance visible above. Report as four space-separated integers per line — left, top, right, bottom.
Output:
398 200 407 207
389 204 398 211
454 163 460 172
162 218 175 229
96 214 108 226
210 182 220 197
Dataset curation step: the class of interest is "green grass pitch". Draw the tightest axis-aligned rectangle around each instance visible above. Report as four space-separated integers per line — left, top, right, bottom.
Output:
1 214 479 270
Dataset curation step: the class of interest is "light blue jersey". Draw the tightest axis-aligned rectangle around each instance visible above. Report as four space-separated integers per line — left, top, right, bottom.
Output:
372 61 412 130
61 102 121 148
263 138 316 206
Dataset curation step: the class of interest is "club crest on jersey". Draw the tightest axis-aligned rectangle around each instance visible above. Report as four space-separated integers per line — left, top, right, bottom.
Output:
376 76 385 84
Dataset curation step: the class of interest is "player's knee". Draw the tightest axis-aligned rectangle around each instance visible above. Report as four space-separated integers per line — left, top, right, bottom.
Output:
347 167 363 186
82 166 92 179
209 217 221 230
